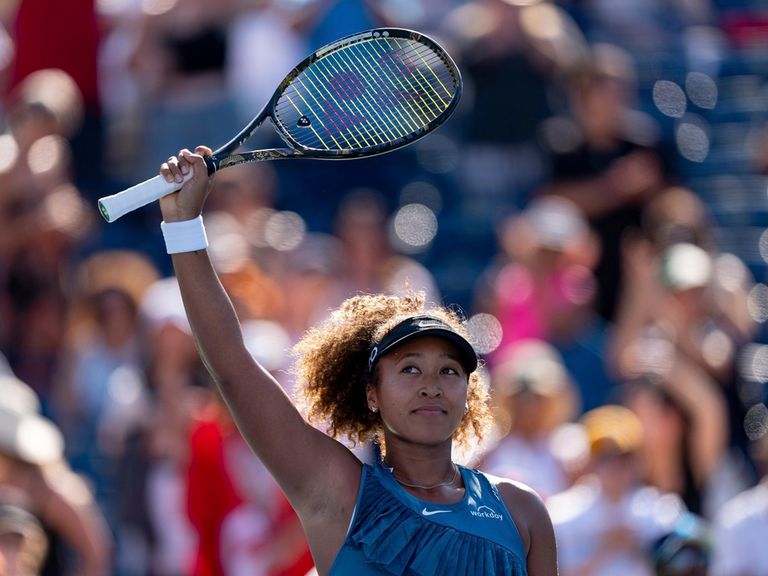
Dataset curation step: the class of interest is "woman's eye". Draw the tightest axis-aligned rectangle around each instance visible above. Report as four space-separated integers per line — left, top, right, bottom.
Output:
402 365 420 374
442 367 459 375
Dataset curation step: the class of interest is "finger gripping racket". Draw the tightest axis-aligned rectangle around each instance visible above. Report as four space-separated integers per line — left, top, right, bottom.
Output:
98 28 462 222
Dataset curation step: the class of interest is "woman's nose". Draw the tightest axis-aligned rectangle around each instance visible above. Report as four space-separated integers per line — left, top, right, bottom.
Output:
419 380 443 397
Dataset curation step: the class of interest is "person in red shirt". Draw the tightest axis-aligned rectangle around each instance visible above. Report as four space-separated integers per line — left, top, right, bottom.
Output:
187 395 313 576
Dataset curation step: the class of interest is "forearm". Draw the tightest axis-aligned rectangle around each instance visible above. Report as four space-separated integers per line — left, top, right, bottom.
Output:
666 355 728 480
608 282 654 378
41 482 111 576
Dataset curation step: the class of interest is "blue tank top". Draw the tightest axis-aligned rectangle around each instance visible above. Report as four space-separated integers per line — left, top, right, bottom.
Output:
329 461 528 575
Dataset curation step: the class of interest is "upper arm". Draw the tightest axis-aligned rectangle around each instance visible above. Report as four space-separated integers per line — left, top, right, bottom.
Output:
498 481 559 576
216 357 362 512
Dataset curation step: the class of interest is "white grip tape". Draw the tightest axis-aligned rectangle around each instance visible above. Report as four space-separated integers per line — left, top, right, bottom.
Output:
97 172 194 223
161 216 208 254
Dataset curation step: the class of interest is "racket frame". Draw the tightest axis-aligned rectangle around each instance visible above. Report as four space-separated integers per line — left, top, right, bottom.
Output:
97 27 462 222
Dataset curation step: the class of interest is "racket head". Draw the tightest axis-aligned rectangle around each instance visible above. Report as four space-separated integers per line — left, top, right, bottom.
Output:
267 28 462 158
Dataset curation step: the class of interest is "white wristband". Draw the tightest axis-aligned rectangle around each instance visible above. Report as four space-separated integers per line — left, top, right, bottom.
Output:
161 216 208 254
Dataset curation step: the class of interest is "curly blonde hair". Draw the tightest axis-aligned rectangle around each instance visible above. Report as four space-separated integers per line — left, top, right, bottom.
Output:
292 292 492 452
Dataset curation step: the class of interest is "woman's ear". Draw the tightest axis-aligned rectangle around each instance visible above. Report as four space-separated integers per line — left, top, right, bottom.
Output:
366 383 378 413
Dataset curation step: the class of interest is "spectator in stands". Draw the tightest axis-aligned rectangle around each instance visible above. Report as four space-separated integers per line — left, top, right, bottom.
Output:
548 405 685 576
537 42 671 322
0 502 49 576
328 188 440 305
188 395 314 576
54 251 159 530
443 0 588 212
651 512 711 576
611 188 758 516
0 69 93 399
479 195 599 350
0 374 111 576
474 194 616 411
477 340 580 500
709 431 768 575
6 0 103 196
127 0 240 179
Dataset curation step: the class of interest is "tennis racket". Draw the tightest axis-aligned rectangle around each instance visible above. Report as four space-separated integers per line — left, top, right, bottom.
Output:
98 28 462 222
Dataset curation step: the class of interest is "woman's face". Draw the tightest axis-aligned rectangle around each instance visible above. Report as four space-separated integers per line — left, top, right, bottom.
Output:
367 336 469 448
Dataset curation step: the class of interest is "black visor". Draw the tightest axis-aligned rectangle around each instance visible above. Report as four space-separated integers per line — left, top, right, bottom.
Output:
367 315 478 374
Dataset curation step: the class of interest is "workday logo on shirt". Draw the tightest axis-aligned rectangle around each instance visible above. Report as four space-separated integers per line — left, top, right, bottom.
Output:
470 505 503 521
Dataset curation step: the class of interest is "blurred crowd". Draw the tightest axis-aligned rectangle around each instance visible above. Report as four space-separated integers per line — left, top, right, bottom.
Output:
0 0 768 575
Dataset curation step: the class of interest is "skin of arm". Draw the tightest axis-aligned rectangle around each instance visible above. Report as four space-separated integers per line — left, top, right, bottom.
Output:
159 147 362 573
607 235 660 378
21 463 111 576
609 238 727 486
497 481 559 576
662 354 728 486
39 482 111 576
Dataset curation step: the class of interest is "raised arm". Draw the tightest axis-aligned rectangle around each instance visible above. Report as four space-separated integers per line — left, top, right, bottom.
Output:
157 148 361 530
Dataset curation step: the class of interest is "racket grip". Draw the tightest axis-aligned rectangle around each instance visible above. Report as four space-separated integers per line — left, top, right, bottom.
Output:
97 172 193 223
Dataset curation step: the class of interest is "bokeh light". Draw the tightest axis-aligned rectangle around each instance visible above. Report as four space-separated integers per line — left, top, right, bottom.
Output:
445 3 497 40
264 210 306 251
739 344 768 384
653 80 687 118
676 117 710 162
390 203 438 253
465 313 503 355
42 184 92 238
107 365 145 406
97 0 134 16
744 403 768 441
519 3 566 41
685 71 718 109
245 207 277 248
385 260 435 296
701 328 733 371
748 283 768 323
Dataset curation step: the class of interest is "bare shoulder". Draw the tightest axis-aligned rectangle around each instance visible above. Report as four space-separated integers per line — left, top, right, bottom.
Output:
483 473 554 553
484 472 549 516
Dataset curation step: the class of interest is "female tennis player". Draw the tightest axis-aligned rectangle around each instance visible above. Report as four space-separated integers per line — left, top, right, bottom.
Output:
157 146 558 575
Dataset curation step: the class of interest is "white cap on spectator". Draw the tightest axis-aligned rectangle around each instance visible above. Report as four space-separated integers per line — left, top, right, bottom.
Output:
661 242 712 291
139 276 191 334
0 377 64 465
523 196 588 250
0 376 41 414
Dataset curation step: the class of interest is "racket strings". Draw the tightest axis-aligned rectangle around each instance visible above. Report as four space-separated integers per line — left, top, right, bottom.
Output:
282 46 435 149
274 37 458 151
352 41 443 132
